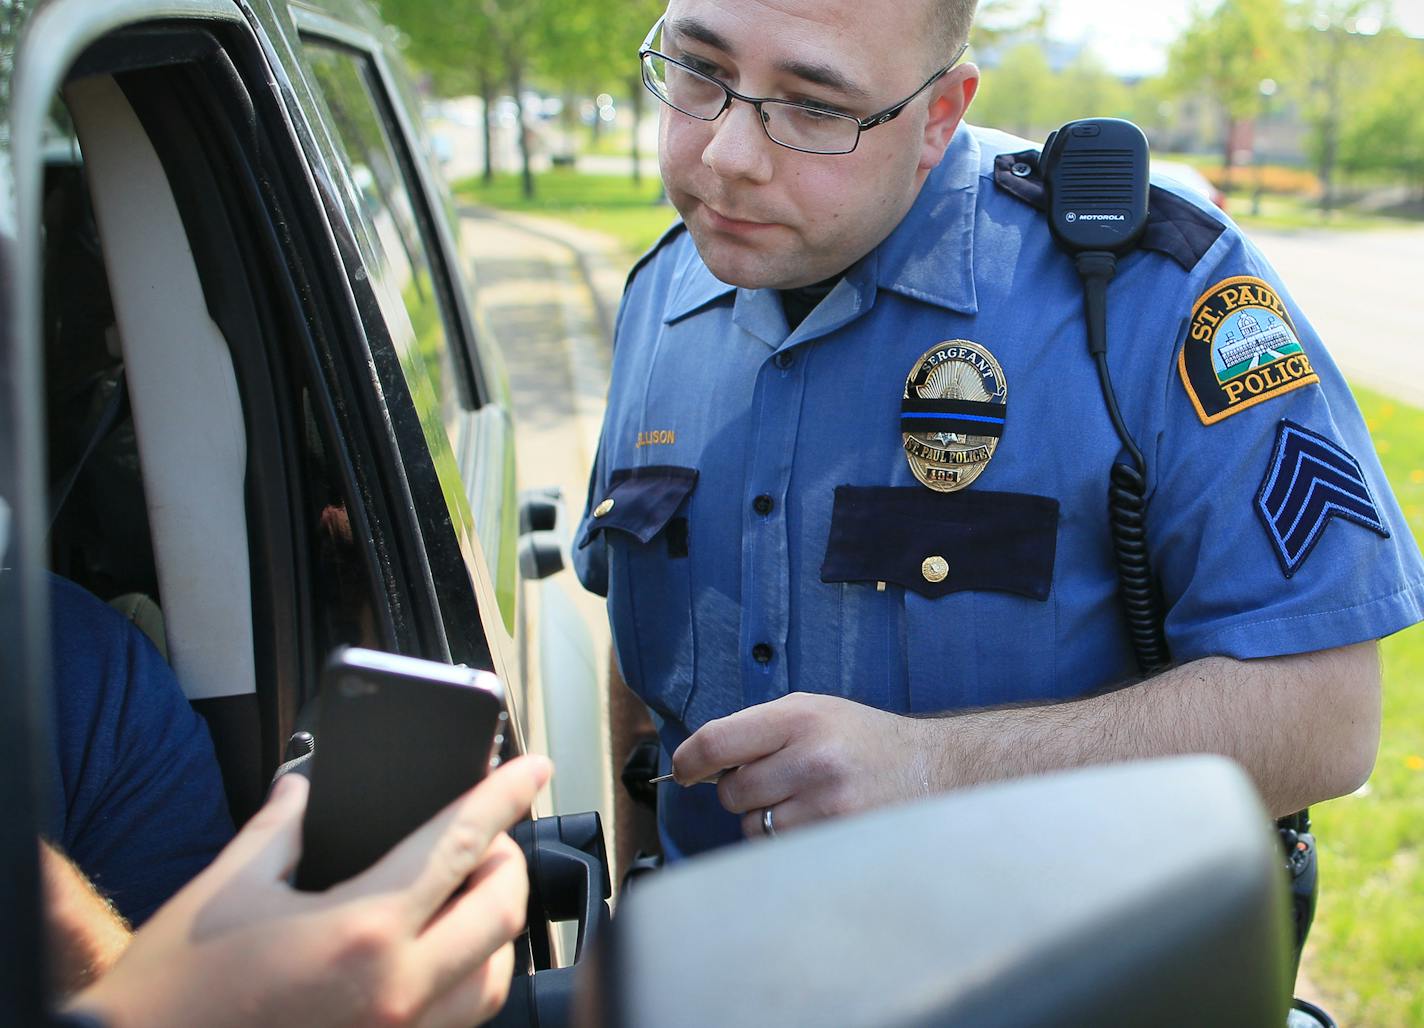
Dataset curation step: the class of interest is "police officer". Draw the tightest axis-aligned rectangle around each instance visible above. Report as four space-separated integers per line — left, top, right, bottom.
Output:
575 0 1424 859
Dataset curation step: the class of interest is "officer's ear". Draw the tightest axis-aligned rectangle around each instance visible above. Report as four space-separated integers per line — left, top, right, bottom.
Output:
919 63 979 172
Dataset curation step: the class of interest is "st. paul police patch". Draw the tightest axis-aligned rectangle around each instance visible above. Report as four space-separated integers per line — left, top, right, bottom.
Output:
1256 420 1388 578
902 341 1007 492
1178 276 1319 425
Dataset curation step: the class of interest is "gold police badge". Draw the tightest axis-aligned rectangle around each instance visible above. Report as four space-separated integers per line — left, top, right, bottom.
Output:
902 340 1008 492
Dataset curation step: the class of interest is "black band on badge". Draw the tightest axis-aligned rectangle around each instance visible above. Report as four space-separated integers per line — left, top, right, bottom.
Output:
900 397 1007 438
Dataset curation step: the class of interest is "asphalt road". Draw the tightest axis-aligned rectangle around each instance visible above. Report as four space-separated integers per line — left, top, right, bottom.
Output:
1248 225 1424 409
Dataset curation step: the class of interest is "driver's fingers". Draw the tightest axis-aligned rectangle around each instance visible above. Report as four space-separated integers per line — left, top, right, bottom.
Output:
347 755 550 931
415 939 515 1028
201 772 309 888
413 832 529 993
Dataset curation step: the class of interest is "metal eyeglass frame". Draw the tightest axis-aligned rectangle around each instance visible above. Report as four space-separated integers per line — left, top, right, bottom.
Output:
638 15 968 156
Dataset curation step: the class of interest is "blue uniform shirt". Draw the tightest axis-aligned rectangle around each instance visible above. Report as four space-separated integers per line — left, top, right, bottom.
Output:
575 125 1424 858
45 575 235 924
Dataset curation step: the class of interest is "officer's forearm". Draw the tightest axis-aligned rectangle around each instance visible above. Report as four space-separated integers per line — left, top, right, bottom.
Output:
920 642 1382 817
608 654 658 885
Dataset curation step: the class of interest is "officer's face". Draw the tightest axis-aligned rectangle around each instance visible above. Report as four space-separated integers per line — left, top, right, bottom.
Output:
657 0 979 290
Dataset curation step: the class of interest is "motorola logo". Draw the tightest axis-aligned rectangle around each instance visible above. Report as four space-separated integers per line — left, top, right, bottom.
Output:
1067 211 1128 222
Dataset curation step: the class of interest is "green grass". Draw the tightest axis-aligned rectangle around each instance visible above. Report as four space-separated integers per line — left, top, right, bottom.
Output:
575 126 636 158
1231 194 1419 234
454 170 676 260
1303 387 1424 1026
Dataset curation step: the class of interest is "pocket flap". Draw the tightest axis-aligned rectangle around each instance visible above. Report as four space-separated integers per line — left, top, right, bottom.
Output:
820 486 1059 600
579 466 699 548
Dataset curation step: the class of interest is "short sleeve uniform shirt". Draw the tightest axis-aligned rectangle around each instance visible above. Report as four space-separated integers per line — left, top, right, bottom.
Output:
575 125 1424 858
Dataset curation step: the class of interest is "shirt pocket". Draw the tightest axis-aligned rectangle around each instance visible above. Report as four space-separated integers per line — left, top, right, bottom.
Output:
578 465 698 722
820 486 1060 711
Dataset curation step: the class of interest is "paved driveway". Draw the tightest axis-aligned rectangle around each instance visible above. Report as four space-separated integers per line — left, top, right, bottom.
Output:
1248 226 1424 409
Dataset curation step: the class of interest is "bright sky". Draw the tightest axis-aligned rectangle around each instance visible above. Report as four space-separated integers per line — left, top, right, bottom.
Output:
1042 0 1424 76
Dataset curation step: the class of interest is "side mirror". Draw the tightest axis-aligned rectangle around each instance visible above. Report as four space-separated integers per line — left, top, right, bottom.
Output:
578 756 1291 1028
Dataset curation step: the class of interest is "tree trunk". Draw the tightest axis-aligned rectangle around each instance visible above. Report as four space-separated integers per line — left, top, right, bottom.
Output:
510 60 535 200
480 70 495 184
630 74 644 186
1317 28 1347 218
1221 114 1236 193
562 86 577 161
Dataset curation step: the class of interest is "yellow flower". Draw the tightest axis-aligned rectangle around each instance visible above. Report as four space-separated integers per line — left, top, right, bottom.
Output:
1411 469 1424 484
1406 755 1424 772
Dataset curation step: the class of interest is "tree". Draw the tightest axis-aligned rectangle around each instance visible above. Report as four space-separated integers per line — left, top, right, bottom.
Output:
1167 0 1294 185
377 0 557 197
971 42 1056 136
375 1 507 183
972 0 1053 51
1296 0 1394 214
534 0 663 184
1335 28 1424 199
1053 50 1131 124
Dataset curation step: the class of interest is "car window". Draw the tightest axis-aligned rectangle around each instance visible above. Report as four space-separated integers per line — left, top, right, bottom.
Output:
302 41 519 638
305 45 465 431
49 47 423 813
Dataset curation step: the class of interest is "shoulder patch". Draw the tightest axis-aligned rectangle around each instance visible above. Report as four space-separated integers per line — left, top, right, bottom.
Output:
1177 276 1319 425
1256 420 1388 577
624 219 688 293
992 150 1227 272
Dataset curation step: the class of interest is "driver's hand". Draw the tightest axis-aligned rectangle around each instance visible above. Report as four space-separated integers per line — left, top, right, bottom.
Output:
66 755 552 1028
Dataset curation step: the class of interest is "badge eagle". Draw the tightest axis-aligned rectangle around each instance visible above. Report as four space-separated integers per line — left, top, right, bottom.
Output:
901 340 1007 492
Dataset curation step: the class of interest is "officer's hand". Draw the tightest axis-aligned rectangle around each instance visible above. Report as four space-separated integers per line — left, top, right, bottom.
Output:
671 693 932 838
65 754 552 1028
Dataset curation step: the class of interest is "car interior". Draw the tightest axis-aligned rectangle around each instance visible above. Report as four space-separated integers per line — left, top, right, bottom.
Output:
32 9 603 994
43 17 509 823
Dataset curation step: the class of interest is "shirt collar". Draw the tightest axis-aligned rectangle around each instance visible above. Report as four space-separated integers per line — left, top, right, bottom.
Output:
664 237 735 324
663 126 982 325
870 125 980 315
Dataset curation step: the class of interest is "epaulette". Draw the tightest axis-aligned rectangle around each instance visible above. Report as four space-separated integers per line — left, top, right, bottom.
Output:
991 150 1227 273
624 218 689 292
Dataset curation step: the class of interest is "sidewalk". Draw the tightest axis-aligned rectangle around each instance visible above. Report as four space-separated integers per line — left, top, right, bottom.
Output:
1249 225 1424 411
458 206 628 899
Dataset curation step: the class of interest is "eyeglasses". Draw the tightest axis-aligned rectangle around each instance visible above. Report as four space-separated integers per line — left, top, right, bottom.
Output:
638 15 967 156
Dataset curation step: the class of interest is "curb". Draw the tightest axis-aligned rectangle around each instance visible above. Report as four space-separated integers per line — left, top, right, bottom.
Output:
458 204 621 349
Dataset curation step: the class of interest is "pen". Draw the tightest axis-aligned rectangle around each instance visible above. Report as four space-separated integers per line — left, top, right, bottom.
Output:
649 768 735 785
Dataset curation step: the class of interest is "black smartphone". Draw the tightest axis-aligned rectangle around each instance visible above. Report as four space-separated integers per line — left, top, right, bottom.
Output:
294 647 509 891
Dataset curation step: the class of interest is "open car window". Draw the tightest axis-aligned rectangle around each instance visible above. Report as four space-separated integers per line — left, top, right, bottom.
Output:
300 36 522 646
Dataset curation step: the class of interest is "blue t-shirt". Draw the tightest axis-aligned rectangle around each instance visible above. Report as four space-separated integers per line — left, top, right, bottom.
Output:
44 575 234 925
575 125 1424 858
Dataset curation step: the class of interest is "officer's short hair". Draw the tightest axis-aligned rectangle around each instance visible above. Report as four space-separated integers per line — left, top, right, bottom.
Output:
926 0 977 69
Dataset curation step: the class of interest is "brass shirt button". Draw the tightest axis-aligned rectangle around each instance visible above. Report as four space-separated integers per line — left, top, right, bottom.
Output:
594 498 615 518
921 555 949 583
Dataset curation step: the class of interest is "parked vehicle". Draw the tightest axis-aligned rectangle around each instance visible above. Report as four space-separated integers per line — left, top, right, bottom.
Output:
1156 159 1229 211
1 0 607 1018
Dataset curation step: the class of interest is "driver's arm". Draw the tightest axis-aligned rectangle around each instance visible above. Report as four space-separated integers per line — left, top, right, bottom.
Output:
40 840 131 996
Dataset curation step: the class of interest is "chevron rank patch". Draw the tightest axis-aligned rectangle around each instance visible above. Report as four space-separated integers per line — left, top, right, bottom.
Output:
1256 420 1388 577
1179 276 1319 425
